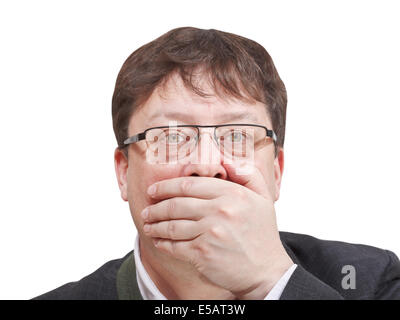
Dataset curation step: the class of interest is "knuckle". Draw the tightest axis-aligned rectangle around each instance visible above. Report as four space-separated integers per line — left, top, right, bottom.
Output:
166 198 177 219
194 241 211 260
167 221 176 238
217 205 235 220
170 239 179 255
181 180 193 194
209 226 225 239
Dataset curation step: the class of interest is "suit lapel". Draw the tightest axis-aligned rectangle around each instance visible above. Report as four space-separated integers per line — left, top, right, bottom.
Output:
279 231 301 266
116 252 143 300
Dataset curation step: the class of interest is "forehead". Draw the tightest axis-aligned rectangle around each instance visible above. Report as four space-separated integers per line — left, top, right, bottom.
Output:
130 73 271 132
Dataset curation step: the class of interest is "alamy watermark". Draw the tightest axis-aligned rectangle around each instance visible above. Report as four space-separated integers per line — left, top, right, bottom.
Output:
341 265 356 290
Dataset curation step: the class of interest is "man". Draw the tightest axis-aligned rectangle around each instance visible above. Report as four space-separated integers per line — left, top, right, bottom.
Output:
34 27 400 300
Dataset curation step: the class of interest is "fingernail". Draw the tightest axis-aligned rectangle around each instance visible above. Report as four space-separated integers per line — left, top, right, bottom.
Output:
141 208 149 220
147 184 157 196
143 224 150 233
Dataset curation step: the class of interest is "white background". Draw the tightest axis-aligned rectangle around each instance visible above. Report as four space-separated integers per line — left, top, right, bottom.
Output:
0 0 399 299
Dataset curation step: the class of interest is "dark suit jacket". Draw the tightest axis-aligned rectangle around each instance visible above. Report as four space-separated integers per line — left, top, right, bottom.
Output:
33 231 400 300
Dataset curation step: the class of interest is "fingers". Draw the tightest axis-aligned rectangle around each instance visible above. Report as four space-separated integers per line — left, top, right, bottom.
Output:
146 162 272 202
143 219 204 240
141 197 210 223
223 161 271 200
141 197 210 240
147 176 231 200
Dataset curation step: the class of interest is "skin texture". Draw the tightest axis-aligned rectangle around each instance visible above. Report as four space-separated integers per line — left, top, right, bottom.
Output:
114 72 294 300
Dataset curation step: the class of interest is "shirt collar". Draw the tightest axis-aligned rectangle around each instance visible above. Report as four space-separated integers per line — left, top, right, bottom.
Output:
134 234 167 300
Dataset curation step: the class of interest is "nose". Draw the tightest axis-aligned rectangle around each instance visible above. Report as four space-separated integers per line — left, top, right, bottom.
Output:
183 162 227 179
182 130 228 179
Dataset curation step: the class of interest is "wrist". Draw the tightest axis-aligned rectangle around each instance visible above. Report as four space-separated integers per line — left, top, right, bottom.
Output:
236 254 294 300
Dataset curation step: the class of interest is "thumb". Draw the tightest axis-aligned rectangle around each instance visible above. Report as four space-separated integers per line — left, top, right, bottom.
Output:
223 161 271 200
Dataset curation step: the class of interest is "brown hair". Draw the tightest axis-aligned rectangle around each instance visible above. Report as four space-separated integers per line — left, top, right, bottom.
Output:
112 27 287 158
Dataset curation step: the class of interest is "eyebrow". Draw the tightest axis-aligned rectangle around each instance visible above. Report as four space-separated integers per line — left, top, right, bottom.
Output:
148 111 259 124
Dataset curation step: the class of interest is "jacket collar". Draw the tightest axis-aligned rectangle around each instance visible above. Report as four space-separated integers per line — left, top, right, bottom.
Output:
280 231 301 266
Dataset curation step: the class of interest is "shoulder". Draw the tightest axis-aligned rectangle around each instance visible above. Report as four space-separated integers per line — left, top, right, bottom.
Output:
279 231 394 266
279 231 400 299
32 251 133 300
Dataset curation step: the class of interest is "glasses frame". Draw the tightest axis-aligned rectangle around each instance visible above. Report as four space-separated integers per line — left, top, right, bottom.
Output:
124 123 276 144
122 124 278 157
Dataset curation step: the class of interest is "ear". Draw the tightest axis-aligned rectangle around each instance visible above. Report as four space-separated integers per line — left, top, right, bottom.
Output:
273 147 284 201
114 147 129 201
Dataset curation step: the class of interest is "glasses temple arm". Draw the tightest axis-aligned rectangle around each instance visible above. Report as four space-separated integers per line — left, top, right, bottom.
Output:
123 132 146 145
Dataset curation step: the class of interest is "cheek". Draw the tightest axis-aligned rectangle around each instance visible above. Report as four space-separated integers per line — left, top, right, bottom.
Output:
254 156 276 196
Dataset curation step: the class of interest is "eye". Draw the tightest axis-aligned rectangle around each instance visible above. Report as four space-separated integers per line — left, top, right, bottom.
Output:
225 130 246 143
165 131 185 144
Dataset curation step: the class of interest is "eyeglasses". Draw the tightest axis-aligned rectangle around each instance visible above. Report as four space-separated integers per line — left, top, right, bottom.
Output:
122 124 277 163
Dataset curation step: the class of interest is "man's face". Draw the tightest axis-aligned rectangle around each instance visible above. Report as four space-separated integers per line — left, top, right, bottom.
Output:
114 73 284 235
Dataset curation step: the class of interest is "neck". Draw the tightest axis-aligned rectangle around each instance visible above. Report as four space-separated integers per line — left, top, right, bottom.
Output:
139 236 235 300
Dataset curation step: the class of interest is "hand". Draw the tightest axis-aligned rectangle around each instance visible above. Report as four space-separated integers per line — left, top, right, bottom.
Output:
141 162 294 299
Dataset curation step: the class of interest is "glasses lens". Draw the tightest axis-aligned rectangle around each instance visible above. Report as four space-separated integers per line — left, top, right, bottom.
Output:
146 127 198 162
216 125 265 158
